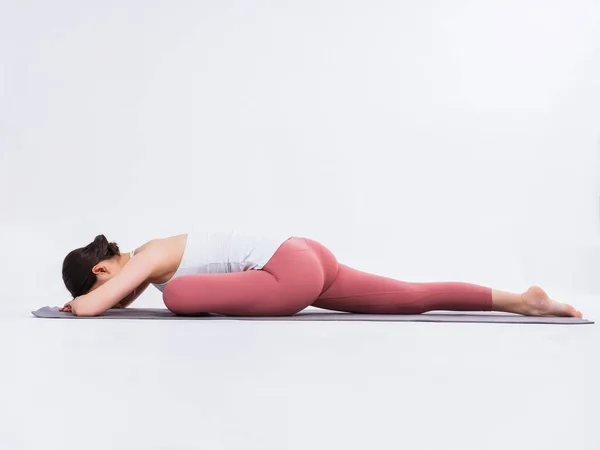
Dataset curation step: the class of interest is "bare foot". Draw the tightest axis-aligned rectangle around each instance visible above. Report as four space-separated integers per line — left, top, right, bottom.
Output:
520 286 582 318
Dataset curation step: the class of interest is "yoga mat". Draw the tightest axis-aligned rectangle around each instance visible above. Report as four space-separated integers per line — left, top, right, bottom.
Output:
31 307 594 324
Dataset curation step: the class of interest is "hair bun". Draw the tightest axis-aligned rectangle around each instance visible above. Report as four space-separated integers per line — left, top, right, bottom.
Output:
93 234 108 245
91 234 120 257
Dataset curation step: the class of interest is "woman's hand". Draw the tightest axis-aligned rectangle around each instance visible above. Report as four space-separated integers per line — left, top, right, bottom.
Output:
59 295 93 316
59 300 74 313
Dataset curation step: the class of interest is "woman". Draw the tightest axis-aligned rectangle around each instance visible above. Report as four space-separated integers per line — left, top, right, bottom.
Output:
60 231 583 318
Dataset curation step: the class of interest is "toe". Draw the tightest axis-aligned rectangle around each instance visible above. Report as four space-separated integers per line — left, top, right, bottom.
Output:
563 304 579 318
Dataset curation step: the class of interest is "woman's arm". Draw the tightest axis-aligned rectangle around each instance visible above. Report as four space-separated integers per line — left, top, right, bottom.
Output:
69 248 161 316
111 280 151 309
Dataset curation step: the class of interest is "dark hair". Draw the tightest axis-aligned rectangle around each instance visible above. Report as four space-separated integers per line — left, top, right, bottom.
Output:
62 234 120 298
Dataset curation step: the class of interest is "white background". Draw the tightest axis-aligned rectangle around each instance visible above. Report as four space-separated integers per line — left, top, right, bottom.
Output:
0 1 599 449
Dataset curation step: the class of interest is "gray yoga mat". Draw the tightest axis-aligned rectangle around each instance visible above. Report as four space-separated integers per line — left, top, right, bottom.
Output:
31 306 594 324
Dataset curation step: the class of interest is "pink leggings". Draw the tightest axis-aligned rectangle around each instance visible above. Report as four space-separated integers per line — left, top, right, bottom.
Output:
162 237 493 316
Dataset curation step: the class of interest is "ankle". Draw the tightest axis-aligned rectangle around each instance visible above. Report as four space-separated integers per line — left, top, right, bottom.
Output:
491 289 527 314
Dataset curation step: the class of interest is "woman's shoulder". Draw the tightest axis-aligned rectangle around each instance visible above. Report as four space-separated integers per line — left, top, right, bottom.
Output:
132 233 188 256
132 234 189 283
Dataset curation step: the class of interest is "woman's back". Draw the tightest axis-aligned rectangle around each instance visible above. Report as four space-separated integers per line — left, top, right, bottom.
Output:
143 230 291 292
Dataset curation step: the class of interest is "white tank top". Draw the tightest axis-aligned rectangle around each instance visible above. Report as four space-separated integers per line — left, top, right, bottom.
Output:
144 230 291 292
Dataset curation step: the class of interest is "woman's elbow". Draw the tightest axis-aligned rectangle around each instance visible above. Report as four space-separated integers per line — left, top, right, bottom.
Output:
71 306 103 317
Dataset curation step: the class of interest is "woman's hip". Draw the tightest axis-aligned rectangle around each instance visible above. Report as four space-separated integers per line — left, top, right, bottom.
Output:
261 237 339 294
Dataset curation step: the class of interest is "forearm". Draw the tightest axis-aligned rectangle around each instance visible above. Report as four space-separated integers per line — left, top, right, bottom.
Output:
112 281 151 309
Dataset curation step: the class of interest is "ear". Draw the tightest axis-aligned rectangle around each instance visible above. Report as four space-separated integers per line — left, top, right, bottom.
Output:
92 263 111 276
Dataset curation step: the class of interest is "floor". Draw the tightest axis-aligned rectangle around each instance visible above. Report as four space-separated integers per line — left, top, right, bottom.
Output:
1 300 598 450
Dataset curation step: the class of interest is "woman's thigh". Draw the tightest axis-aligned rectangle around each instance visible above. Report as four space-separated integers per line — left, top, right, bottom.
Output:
162 237 326 316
